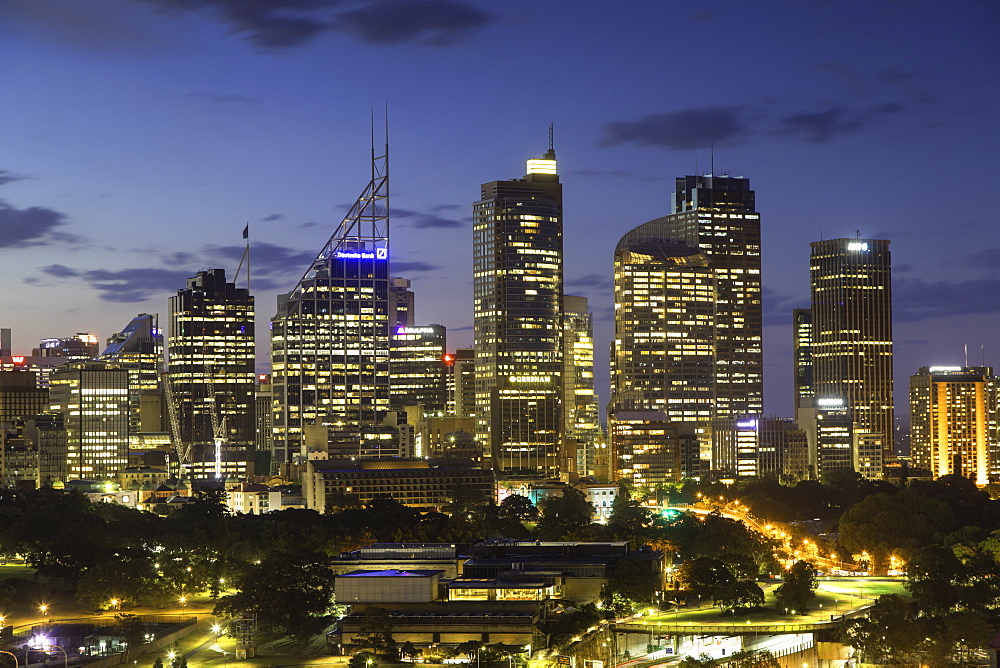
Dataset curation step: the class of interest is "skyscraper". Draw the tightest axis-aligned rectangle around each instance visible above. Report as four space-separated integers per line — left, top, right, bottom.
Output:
810 237 894 461
271 144 390 468
167 269 255 479
473 142 565 475
48 363 129 480
34 333 100 363
97 314 163 434
910 365 996 485
614 175 763 420
792 308 814 407
562 296 599 475
390 324 448 416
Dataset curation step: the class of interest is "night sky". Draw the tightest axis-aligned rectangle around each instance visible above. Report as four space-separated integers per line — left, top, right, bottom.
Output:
2 0 998 421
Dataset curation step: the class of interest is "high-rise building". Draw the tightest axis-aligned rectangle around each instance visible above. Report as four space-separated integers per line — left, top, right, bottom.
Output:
48 363 129 480
611 238 716 419
449 348 476 418
390 325 448 416
0 329 11 357
910 365 996 485
613 175 762 421
793 308 814 407
0 372 48 425
810 237 893 461
473 143 565 476
167 269 255 479
796 397 855 480
271 145 391 468
34 333 100 362
97 314 164 434
390 277 415 328
563 295 599 475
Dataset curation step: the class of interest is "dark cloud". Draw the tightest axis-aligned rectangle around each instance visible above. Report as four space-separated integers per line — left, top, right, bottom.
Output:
0 170 28 187
600 107 749 151
205 242 314 275
815 62 869 98
966 247 1000 272
773 107 856 143
391 260 438 273
393 207 464 228
894 277 1000 322
334 0 493 46
566 273 612 292
429 204 460 212
0 200 82 248
79 267 194 302
136 0 491 50
761 286 802 326
40 264 80 278
450 324 473 332
262 213 284 221
186 90 262 105
0 0 169 50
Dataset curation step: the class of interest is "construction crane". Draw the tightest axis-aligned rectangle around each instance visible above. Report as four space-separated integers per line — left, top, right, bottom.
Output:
209 396 228 481
162 374 191 476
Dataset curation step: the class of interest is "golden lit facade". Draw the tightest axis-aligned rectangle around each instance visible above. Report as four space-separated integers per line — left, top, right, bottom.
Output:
48 363 130 479
97 313 163 434
810 238 893 461
473 148 564 475
611 239 716 420
609 410 682 487
168 269 255 479
390 325 447 416
563 296 599 474
271 147 390 468
909 366 996 485
793 308 813 406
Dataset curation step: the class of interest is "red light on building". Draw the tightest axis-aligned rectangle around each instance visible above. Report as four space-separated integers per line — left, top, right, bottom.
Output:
11 356 24 365
442 353 454 365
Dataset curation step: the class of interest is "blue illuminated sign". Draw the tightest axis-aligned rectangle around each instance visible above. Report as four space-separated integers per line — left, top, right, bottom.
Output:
334 249 388 260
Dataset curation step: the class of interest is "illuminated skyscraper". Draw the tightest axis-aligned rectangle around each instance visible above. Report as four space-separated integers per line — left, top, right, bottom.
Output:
473 142 565 475
271 144 390 467
910 365 996 485
611 238 716 419
810 237 894 461
97 314 163 434
614 175 763 420
49 363 129 479
34 333 99 363
563 296 599 475
168 269 255 479
390 325 448 416
793 308 814 407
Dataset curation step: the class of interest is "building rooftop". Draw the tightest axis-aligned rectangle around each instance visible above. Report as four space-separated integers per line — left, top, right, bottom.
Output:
338 569 444 578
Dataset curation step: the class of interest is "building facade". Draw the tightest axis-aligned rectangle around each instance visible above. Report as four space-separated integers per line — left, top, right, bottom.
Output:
167 269 255 479
473 145 565 475
810 237 894 461
97 314 164 434
910 366 996 485
562 296 599 474
793 308 814 408
390 325 447 416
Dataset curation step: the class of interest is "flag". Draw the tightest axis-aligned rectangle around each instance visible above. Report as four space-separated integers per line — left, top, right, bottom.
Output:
242 224 249 240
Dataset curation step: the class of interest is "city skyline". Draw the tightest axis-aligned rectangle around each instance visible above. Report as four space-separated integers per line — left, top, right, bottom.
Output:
2 0 998 419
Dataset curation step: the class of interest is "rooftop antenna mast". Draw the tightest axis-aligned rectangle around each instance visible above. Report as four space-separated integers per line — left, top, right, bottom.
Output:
710 142 715 176
548 123 554 152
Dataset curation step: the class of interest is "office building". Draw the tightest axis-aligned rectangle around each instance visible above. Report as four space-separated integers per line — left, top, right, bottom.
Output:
49 363 130 479
810 237 893 461
0 355 66 388
97 314 164 434
0 329 11 357
167 269 255 479
796 397 854 480
390 325 447 416
473 142 565 475
611 238 716 419
1 413 66 488
0 372 48 424
793 308 814 407
33 333 100 363
449 348 476 418
910 366 996 485
271 146 391 467
562 296 599 473
390 277 415 328
612 175 762 425
609 410 683 488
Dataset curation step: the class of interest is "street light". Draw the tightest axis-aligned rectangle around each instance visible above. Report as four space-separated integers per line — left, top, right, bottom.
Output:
0 651 17 668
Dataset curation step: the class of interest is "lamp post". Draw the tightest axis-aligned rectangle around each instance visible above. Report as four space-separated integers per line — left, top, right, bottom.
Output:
0 650 18 668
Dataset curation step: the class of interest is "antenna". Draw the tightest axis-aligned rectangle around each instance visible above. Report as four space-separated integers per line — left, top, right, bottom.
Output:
964 343 968 367
855 229 861 239
548 123 554 152
710 142 715 177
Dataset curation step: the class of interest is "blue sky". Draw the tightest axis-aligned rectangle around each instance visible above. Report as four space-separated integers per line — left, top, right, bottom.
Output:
2 0 998 417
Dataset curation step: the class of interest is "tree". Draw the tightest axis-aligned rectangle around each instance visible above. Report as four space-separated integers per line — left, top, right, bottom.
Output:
606 555 660 605
714 580 764 611
725 649 780 667
536 488 594 539
773 560 817 613
400 641 419 661
348 652 377 668
608 483 652 540
498 495 539 523
675 557 734 600
351 607 396 658
215 552 333 637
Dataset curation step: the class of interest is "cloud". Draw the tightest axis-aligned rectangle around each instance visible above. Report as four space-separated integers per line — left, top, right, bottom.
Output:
566 273 612 292
0 200 83 248
40 264 80 278
600 107 749 151
0 170 28 187
393 207 464 228
186 90 262 105
136 0 491 50
761 286 802 326
894 277 1000 322
262 213 284 221
773 107 856 143
571 169 665 182
205 242 314 276
79 267 194 302
815 62 869 98
334 0 493 46
391 260 438 273
965 247 1000 272
429 204 460 213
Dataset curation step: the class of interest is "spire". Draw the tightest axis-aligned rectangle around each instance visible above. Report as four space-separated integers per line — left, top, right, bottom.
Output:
527 125 557 176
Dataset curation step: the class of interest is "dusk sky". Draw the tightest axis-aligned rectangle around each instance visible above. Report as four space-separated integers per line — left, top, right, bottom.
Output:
2 0 998 419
